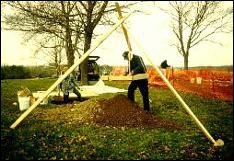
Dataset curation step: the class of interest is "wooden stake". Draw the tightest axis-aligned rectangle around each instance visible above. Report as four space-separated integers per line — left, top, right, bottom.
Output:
10 13 131 129
115 2 132 73
127 30 224 147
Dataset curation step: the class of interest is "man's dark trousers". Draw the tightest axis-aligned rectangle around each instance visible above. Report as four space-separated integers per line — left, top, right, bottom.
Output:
128 79 150 111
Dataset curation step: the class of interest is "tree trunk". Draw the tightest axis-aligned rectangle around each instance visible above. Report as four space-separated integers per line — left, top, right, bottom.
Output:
80 30 93 85
184 54 189 70
67 48 74 68
57 51 62 76
54 51 59 77
63 2 75 72
65 26 75 71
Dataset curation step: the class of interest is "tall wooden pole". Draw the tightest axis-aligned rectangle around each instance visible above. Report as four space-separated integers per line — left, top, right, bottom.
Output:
10 13 131 129
115 2 132 73
127 30 224 147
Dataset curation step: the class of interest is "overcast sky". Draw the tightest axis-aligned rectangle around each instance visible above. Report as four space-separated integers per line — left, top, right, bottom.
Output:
1 1 233 67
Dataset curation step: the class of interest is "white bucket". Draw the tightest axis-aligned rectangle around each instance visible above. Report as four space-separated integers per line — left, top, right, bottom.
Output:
190 78 195 83
32 91 49 105
37 91 48 105
18 96 30 111
196 77 202 84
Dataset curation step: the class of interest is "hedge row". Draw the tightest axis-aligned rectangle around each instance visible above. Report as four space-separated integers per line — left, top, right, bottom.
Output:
1 65 55 80
1 65 113 80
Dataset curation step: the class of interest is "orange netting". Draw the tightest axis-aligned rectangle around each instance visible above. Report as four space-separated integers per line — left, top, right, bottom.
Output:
110 66 233 101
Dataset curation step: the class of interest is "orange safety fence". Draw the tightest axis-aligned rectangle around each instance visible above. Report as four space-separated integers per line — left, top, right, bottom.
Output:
110 66 233 101
110 66 126 76
146 67 233 83
111 66 233 82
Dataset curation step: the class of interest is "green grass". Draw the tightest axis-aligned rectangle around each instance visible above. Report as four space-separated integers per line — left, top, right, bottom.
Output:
1 78 233 160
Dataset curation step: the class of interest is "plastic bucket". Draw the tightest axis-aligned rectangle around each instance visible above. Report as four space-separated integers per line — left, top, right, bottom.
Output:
37 91 48 105
18 96 30 111
190 78 195 83
196 77 202 84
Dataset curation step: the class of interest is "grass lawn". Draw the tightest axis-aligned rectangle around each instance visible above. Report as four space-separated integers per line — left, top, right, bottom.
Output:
1 78 233 160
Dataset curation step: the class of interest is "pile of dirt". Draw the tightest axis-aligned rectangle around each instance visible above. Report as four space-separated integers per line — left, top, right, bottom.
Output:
71 94 182 130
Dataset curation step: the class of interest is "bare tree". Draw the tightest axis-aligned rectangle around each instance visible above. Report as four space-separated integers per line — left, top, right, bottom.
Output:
27 30 67 77
162 1 233 69
1 1 82 69
1 1 139 84
74 1 138 85
43 38 64 77
75 1 108 85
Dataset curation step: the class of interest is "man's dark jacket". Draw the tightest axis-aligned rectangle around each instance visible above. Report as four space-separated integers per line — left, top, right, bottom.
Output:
129 54 147 75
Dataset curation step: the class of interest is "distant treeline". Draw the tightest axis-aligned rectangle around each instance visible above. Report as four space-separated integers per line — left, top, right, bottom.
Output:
1 65 113 80
1 65 55 80
1 65 232 80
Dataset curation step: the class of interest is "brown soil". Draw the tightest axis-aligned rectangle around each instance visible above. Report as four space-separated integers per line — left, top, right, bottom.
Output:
69 94 183 130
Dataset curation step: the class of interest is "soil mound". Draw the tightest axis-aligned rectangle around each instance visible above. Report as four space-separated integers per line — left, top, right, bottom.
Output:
72 94 182 130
